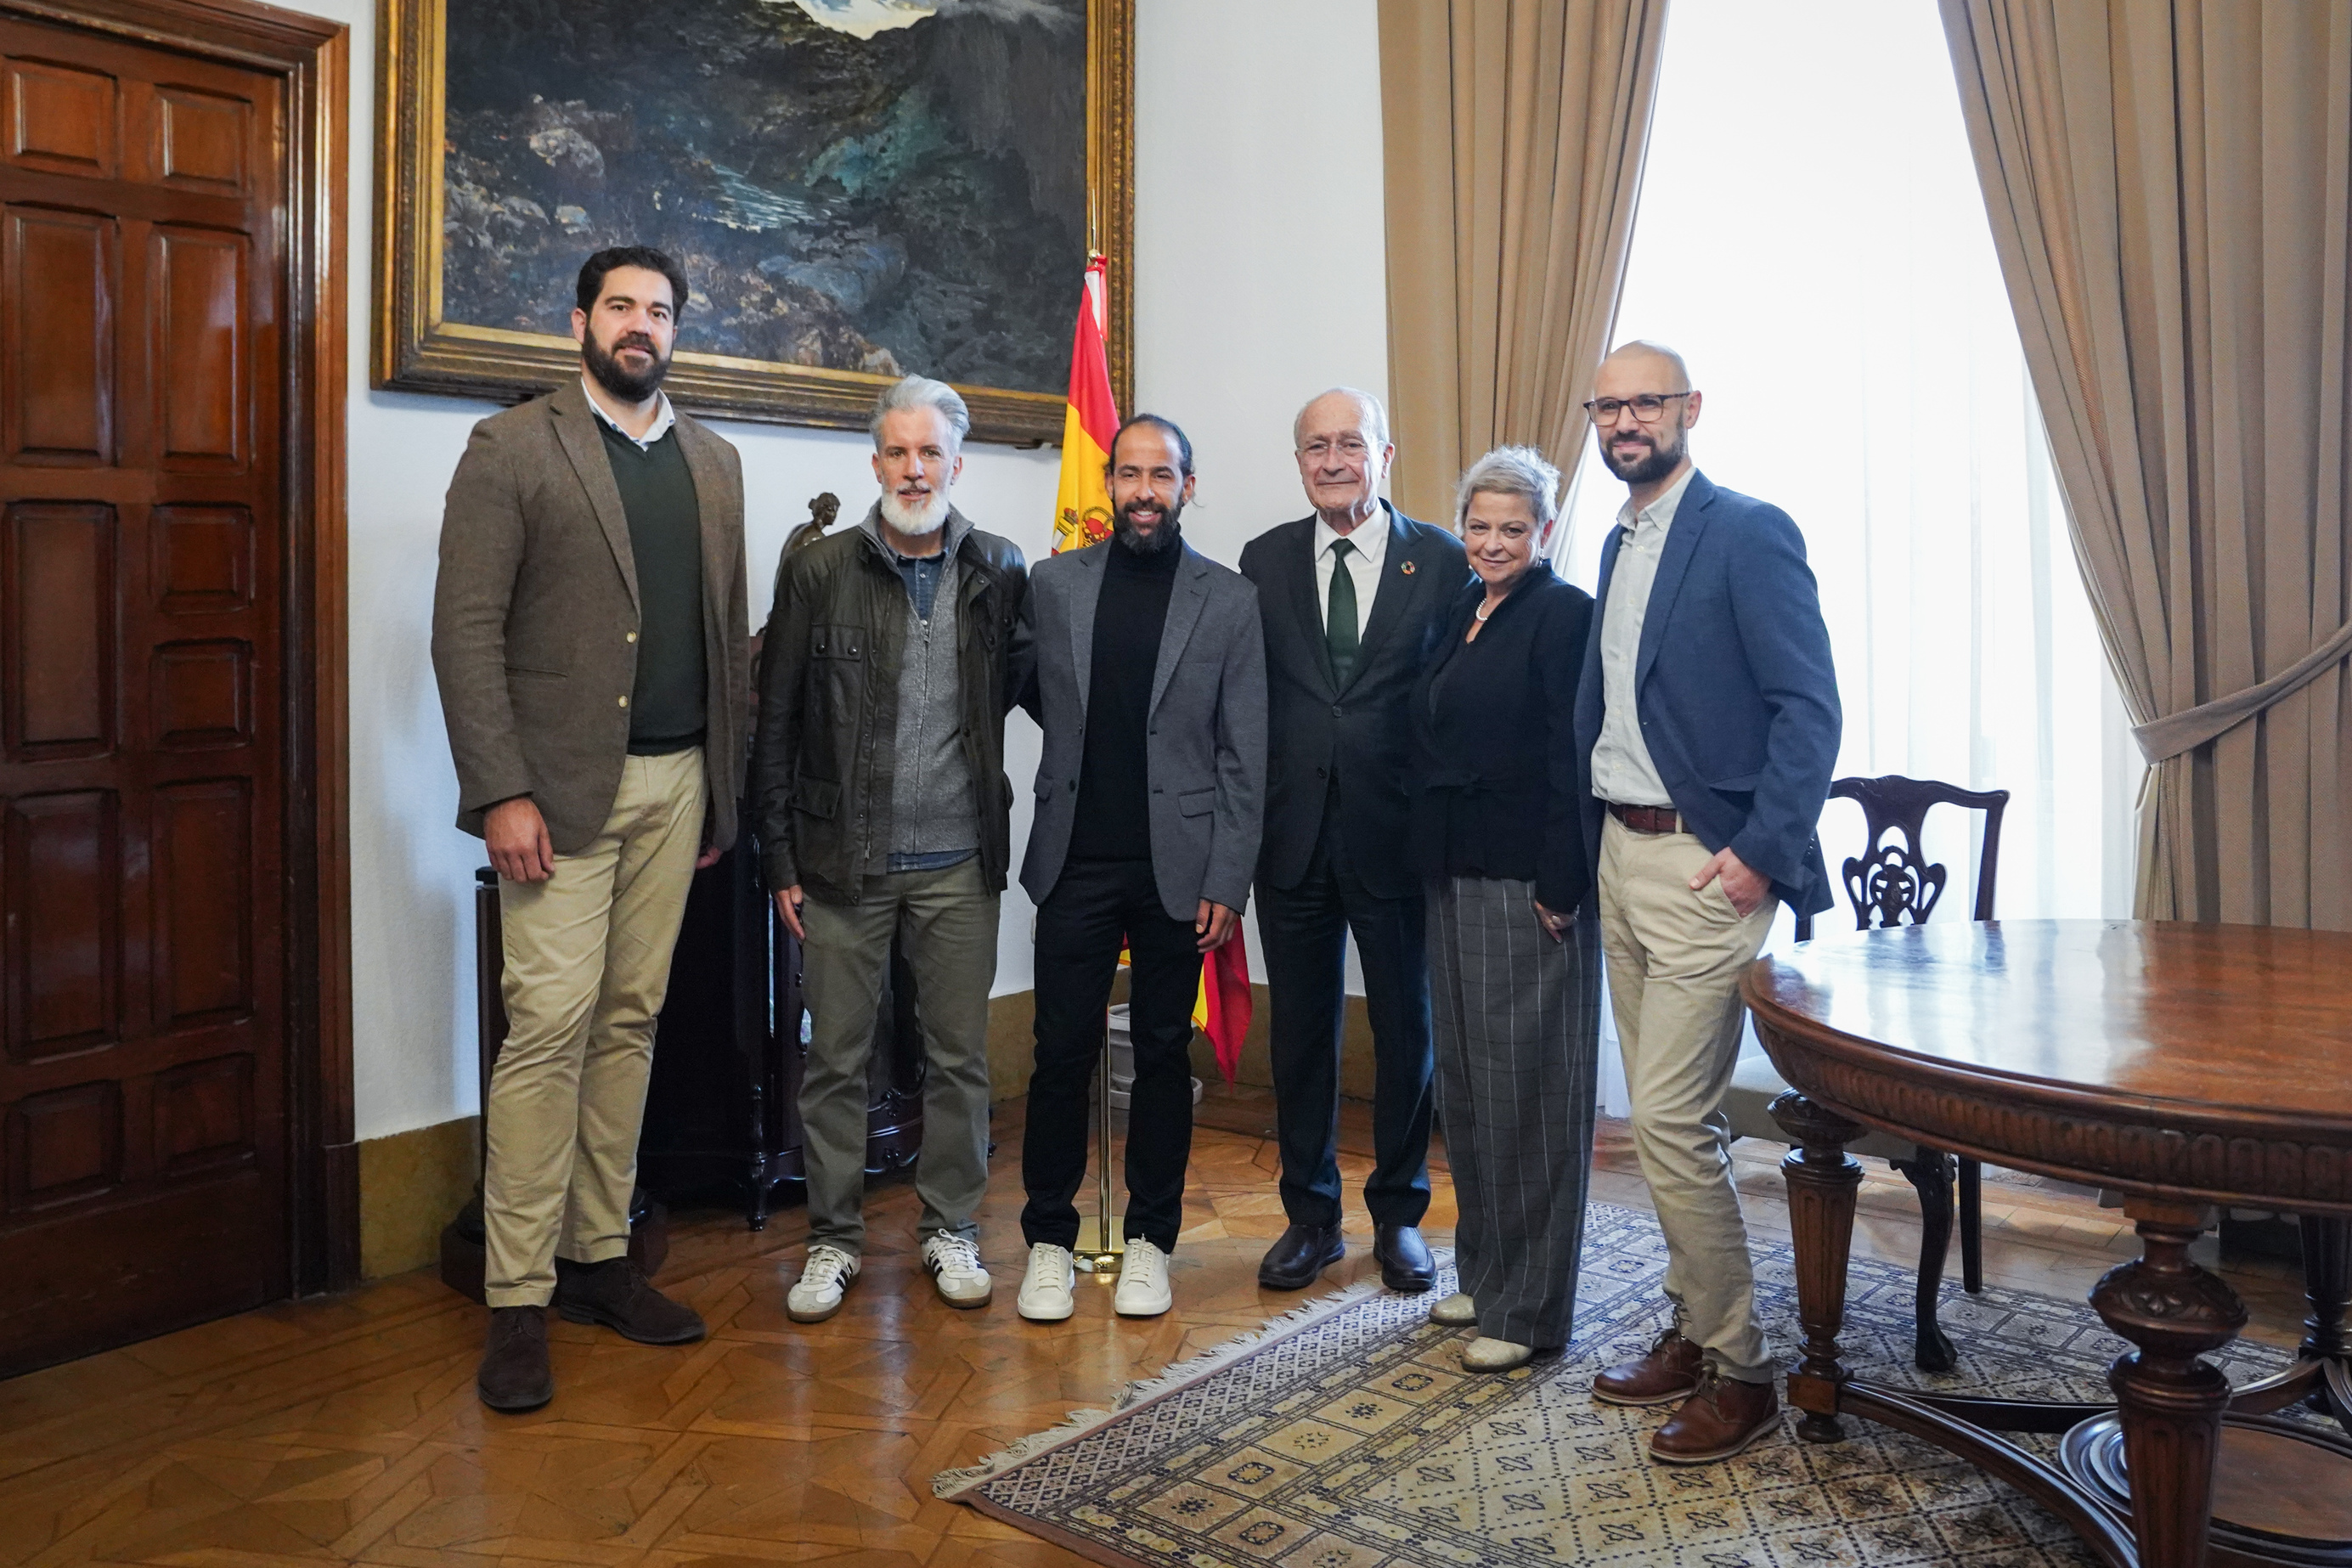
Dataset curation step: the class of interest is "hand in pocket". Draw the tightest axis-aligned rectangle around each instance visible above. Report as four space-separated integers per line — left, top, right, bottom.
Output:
1689 846 1768 917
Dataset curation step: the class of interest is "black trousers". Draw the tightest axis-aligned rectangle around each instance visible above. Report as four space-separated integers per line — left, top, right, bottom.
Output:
1257 801 1434 1229
1021 857 1200 1254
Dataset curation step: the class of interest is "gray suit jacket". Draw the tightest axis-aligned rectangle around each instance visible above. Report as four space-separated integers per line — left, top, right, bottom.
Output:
1012 540 1267 921
431 380 751 855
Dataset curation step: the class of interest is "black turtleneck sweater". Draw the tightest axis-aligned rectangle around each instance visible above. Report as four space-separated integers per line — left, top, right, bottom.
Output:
1069 532 1182 860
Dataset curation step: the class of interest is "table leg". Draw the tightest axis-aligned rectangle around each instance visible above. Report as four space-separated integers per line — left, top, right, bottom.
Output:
1891 1146 1960 1373
1769 1090 1864 1444
2088 1202 2246 1568
2301 1215 2351 1424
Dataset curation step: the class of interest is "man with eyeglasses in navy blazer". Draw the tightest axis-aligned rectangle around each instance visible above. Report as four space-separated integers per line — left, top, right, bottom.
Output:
1572 341 1840 1466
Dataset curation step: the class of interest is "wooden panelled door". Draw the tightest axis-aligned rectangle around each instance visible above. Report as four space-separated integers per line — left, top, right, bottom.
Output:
0 11 293 1374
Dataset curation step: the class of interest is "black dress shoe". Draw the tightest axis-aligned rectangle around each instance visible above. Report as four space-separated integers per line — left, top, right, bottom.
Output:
1258 1222 1345 1289
1373 1224 1436 1292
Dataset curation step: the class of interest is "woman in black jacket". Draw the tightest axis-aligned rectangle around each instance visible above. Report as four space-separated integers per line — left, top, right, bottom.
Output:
1410 446 1599 1372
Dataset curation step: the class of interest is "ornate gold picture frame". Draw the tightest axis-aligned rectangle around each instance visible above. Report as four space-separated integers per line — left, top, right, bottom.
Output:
372 0 1131 444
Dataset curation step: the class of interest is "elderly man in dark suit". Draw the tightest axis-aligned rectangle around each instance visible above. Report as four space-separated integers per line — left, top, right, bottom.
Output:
1239 389 1469 1294
1008 414 1266 1323
1572 341 1840 1465
433 246 749 1413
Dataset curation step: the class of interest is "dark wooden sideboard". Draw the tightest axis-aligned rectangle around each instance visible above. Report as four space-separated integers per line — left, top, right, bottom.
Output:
635 826 928 1227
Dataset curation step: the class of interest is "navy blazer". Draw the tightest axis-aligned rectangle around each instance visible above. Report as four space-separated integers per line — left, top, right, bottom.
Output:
1572 469 1841 917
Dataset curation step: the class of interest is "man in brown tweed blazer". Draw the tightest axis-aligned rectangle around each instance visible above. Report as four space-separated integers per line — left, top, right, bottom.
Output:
432 246 749 1413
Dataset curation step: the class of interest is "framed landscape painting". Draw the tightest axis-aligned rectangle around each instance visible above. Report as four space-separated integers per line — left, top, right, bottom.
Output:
373 0 1131 444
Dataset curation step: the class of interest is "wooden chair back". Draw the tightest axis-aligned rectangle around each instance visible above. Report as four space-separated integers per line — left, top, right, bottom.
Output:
1796 775 2011 942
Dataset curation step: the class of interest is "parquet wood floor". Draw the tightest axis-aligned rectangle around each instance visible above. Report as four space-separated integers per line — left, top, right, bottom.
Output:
0 1086 2310 1568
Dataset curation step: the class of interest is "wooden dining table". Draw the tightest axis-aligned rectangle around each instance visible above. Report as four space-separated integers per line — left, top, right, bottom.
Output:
1743 920 2352 1568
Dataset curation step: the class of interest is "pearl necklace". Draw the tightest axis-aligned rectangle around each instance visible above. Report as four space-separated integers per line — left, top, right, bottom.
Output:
1475 598 1502 623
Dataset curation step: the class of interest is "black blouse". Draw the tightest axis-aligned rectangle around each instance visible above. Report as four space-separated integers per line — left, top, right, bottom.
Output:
1407 563 1596 911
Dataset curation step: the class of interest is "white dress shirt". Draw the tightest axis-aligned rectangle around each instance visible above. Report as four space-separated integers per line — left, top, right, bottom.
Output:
1313 499 1391 632
1590 465 1697 807
582 375 677 450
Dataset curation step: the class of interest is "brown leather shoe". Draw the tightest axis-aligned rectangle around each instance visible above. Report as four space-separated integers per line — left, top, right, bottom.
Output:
1649 1369 1781 1464
1590 1326 1705 1407
477 1306 553 1412
555 1256 706 1345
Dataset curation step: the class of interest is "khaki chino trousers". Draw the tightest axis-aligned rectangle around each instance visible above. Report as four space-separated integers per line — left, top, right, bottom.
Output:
483 749 708 1307
1597 813 1779 1382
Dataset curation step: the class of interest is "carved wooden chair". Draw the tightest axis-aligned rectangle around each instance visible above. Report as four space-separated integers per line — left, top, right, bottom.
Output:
1722 774 2010 1371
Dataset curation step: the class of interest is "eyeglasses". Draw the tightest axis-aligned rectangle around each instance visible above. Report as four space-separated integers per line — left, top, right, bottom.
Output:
1298 437 1373 462
1582 392 1692 425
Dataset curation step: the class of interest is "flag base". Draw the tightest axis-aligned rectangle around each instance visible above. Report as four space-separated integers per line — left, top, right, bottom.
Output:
1074 1217 1123 1274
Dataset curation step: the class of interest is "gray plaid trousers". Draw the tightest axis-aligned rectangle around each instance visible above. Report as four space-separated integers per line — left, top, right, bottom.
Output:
1426 875 1602 1349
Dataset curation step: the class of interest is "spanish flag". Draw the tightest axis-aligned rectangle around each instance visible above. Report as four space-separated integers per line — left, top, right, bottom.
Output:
1052 256 1118 554
1057 259 1254 1080
1196 929 1252 1086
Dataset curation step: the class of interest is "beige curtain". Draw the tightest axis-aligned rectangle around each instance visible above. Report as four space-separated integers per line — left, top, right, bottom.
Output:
1379 0 1670 524
1940 0 2352 928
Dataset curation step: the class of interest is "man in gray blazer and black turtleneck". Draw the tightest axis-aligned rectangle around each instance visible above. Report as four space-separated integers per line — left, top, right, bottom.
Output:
1008 414 1266 1323
1240 388 1469 1294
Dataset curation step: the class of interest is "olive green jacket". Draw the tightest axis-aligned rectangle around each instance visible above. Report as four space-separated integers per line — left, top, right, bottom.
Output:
752 510 1028 903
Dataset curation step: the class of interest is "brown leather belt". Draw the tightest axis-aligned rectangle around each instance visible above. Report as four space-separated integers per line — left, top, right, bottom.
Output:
1608 802 1684 835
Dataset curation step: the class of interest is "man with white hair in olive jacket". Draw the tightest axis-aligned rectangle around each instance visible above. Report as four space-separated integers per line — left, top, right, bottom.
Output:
751 375 1029 1325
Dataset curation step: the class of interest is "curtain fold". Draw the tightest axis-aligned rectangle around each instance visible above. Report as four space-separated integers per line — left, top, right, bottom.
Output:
1378 0 1669 523
1939 0 2352 928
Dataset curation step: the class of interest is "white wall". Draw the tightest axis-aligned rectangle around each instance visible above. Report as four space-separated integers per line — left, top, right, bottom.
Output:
1134 0 1389 990
290 0 1386 1139
1131 1 1389 566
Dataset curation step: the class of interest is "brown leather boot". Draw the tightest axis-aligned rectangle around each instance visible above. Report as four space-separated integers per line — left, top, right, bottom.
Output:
477 1306 553 1412
555 1256 706 1345
1649 1369 1781 1464
1591 1327 1705 1407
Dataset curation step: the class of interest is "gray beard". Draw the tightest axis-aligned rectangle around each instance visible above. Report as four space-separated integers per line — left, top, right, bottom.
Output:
880 488 949 537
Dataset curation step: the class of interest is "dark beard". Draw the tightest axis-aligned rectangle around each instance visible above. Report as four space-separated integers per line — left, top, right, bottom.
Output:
583 325 671 403
1599 425 1684 486
1113 497 1182 555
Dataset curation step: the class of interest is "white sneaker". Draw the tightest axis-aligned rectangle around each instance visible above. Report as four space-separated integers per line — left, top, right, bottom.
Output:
787 1244 860 1323
1114 1237 1173 1317
922 1232 995 1309
1016 1243 1077 1322
1429 1291 1477 1327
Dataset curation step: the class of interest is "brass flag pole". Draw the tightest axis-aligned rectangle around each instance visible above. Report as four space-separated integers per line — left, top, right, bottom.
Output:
1075 1008 1123 1274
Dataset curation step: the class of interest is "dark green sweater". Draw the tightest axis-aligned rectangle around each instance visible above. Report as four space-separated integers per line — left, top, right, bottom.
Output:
597 417 708 754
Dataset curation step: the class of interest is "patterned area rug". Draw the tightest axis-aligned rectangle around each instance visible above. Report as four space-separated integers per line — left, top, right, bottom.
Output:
936 1202 2294 1568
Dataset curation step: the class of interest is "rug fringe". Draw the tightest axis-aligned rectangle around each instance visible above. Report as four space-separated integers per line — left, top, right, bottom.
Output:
933 1255 1452 1501
1108 1275 1391 1411
932 1406 1117 1497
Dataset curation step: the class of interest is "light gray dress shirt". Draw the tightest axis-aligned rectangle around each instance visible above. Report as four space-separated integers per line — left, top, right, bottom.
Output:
1590 465 1697 808
1313 501 1390 631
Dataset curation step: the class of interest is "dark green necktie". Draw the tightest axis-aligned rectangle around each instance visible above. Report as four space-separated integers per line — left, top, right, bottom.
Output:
1327 537 1360 685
